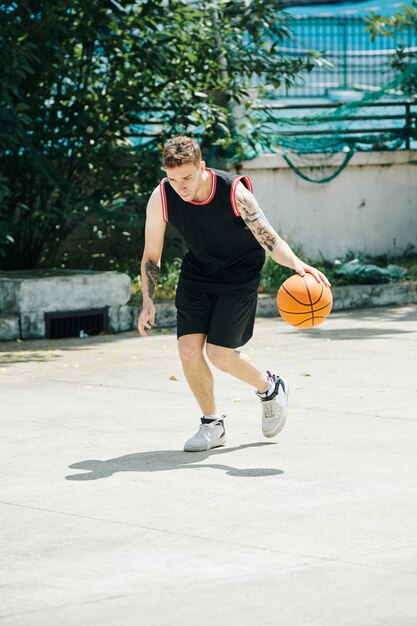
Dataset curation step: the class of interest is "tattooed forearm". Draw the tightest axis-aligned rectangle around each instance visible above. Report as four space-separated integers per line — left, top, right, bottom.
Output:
255 226 279 253
235 184 279 252
144 260 160 299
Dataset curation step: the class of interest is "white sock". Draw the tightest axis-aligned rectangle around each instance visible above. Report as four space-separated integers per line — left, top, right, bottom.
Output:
203 414 224 422
257 379 274 398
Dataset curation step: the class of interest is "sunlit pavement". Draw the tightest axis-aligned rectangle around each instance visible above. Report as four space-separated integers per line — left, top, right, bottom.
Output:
1 305 416 626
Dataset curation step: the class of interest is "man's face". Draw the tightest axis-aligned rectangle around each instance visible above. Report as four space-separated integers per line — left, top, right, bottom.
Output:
165 161 205 201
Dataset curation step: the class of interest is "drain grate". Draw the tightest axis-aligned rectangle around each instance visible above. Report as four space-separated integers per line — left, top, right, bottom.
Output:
45 308 108 339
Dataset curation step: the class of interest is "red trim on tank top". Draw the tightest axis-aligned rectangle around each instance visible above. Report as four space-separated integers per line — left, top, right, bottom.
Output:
230 175 253 216
160 178 168 223
188 168 217 205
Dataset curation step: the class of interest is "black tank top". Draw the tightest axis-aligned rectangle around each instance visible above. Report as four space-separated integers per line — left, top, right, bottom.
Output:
160 168 265 298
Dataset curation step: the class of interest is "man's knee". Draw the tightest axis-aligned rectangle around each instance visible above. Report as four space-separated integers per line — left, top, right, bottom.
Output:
178 335 205 366
206 343 234 371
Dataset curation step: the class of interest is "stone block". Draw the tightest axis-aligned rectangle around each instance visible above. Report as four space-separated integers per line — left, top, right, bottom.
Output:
155 302 177 328
20 311 45 339
108 305 133 333
0 314 20 340
0 281 18 313
332 281 417 311
119 305 133 332
256 295 277 317
108 306 119 333
0 270 131 314
132 302 177 330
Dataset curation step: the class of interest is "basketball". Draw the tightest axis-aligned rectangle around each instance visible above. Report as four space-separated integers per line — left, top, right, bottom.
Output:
276 274 333 328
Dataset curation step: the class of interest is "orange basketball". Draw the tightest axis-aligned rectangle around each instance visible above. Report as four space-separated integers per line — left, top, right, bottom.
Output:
276 274 333 328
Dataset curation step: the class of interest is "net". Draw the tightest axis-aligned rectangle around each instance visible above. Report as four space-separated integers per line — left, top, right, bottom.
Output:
242 63 417 183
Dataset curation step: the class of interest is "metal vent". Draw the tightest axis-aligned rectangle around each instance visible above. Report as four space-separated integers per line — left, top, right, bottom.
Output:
45 308 108 339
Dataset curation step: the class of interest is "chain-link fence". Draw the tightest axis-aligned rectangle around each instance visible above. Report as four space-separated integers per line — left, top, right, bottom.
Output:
271 15 417 97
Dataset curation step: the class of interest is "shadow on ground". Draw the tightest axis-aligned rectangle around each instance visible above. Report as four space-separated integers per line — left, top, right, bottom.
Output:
296 326 414 341
0 351 63 366
0 329 174 366
66 442 283 480
334 305 417 324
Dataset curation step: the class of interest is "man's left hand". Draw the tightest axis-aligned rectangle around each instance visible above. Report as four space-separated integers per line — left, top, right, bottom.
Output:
294 261 331 287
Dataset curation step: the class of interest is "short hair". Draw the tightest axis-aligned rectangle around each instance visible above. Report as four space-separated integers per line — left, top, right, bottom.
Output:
162 136 202 168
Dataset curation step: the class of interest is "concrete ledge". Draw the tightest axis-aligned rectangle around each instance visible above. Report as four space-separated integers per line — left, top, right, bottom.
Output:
132 281 417 330
0 270 131 314
259 280 417 317
0 270 132 340
257 281 417 316
332 280 417 310
2 280 415 339
243 150 417 171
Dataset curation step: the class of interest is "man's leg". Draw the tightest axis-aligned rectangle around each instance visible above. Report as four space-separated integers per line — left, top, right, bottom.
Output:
205 344 269 393
178 334 226 452
178 334 217 415
206 342 288 439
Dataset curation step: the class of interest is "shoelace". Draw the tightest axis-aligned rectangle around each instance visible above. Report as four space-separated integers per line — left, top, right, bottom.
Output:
262 401 276 419
197 421 221 437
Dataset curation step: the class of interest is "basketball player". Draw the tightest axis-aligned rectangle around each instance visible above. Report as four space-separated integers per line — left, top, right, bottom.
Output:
138 136 330 452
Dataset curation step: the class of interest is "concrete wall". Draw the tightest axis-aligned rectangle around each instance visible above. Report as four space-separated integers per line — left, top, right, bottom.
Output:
243 150 417 261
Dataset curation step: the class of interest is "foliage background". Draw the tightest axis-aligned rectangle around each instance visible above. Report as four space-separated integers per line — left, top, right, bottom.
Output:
0 0 313 271
1 0 415 277
365 0 417 101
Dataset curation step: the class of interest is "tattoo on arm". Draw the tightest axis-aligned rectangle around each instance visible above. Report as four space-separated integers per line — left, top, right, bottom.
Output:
235 184 278 253
145 261 160 299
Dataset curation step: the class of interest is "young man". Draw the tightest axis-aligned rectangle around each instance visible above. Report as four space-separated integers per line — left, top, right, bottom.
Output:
138 136 330 452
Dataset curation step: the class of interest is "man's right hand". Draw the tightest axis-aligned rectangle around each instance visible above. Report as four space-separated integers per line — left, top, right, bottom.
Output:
138 302 156 337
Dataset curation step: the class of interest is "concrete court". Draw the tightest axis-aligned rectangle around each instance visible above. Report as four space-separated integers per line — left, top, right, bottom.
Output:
1 305 417 626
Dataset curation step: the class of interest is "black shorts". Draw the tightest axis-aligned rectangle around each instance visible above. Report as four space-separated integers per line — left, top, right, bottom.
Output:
175 282 258 349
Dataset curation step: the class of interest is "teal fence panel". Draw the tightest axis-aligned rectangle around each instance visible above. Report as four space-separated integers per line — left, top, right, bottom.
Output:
270 16 417 97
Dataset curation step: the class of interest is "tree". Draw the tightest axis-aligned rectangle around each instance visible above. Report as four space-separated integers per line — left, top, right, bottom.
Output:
0 0 315 270
365 1 417 100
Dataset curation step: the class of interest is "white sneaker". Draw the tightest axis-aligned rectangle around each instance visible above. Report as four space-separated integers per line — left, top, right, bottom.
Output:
257 373 289 438
184 417 226 452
